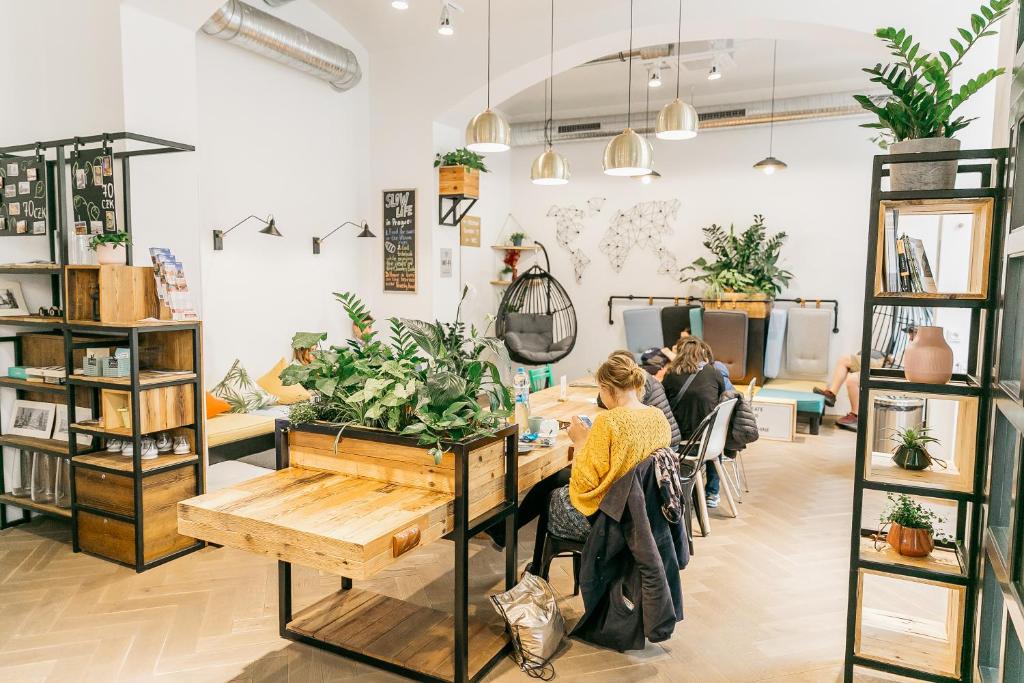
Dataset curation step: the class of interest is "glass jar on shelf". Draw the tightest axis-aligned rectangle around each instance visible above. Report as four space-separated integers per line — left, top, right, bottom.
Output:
30 452 56 504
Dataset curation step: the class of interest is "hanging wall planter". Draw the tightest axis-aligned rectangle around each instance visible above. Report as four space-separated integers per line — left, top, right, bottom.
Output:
438 165 480 199
434 148 486 226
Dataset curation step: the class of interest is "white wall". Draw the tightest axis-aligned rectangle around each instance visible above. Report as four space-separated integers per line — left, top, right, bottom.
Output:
503 116 881 413
195 1 372 382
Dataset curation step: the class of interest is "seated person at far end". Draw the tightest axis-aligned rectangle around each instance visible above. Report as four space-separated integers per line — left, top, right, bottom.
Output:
597 349 681 447
643 330 735 391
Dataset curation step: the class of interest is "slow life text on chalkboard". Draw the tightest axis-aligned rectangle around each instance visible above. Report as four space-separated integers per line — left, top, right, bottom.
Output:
383 189 417 293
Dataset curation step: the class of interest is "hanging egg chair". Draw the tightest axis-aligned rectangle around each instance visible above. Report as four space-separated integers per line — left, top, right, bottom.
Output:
495 241 577 365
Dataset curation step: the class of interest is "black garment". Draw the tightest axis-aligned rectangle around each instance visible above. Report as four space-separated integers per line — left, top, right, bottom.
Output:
597 374 682 446
571 457 688 651
721 389 759 451
488 467 572 570
663 364 725 440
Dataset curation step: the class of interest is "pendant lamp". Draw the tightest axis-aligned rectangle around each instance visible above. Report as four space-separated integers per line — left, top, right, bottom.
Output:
603 0 652 176
656 0 698 140
531 0 570 185
754 41 787 174
466 0 510 152
635 79 661 183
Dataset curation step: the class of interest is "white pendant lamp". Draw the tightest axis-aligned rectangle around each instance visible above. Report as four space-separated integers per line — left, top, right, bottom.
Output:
531 0 570 185
754 40 787 174
656 0 698 141
466 0 510 152
603 0 652 177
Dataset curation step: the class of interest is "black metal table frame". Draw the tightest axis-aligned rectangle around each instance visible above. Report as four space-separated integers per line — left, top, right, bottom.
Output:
273 419 520 683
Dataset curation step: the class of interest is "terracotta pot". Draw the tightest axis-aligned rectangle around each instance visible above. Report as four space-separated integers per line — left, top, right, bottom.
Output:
892 445 933 471
94 243 127 265
889 137 960 191
902 326 953 384
886 522 934 557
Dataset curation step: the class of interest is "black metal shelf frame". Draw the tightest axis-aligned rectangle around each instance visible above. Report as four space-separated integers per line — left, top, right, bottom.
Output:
843 148 1008 683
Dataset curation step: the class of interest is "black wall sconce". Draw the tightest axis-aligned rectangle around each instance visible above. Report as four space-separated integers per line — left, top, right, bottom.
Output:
213 214 283 250
312 220 375 254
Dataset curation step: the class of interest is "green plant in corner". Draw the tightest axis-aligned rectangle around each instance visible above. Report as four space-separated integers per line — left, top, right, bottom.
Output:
683 214 792 298
853 0 1011 147
87 232 131 251
434 147 490 173
889 425 946 471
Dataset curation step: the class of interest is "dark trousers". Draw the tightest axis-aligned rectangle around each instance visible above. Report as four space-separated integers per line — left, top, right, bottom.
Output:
705 460 720 496
488 467 572 571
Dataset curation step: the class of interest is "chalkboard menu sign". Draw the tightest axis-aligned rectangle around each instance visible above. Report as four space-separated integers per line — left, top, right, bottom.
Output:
0 157 48 236
71 148 116 236
383 189 416 292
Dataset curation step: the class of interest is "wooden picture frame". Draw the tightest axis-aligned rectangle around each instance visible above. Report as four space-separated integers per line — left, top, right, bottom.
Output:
6 399 56 438
0 279 29 316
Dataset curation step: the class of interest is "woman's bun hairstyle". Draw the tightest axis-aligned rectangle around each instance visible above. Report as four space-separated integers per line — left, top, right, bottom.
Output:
596 351 646 393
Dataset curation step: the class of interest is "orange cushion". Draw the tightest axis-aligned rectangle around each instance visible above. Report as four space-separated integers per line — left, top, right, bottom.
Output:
257 358 311 405
206 392 231 419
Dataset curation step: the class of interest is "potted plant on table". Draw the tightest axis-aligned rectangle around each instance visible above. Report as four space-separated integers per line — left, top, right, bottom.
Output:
853 0 1011 191
682 214 792 319
434 147 488 200
88 232 131 265
878 492 944 558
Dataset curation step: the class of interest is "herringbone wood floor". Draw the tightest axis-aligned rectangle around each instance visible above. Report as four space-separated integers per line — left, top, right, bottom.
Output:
0 423 893 683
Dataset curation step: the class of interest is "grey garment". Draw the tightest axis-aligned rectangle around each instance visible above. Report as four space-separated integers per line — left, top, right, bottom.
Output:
548 486 591 541
597 375 682 447
720 389 759 451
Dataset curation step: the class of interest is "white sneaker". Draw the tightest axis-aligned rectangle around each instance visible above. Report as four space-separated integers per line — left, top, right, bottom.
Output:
106 438 123 453
121 441 134 458
155 433 172 453
172 436 190 455
141 438 158 460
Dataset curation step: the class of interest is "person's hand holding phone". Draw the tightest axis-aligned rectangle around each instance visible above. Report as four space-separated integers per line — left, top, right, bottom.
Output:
568 415 591 449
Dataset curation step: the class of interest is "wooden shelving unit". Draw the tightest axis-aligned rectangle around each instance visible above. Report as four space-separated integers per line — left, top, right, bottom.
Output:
844 148 1007 683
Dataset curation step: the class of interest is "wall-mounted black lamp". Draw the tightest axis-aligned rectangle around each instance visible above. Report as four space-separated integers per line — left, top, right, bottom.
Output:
212 214 283 251
312 220 375 254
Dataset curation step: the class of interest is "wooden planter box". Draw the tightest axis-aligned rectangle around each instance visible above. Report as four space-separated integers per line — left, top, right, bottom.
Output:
179 422 514 579
65 265 162 323
704 291 773 319
438 165 480 199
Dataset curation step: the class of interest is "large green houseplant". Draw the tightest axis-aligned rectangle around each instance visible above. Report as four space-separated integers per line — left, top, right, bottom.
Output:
854 0 1011 190
683 214 792 299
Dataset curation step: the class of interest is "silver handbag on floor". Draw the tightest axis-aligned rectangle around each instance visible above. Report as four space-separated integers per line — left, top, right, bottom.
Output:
490 572 565 680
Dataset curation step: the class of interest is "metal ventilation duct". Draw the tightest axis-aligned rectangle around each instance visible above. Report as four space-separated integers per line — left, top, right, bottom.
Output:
510 92 875 147
202 0 361 92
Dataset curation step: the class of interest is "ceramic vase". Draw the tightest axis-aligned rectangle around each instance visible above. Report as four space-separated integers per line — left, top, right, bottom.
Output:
903 326 953 384
889 137 960 191
886 522 934 558
892 446 933 471
95 243 126 265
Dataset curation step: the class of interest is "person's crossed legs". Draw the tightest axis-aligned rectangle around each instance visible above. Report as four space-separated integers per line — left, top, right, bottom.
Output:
815 354 861 432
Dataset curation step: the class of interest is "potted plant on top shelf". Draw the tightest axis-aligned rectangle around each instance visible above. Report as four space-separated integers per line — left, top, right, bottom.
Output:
508 231 527 247
88 232 131 265
434 147 488 200
877 492 945 558
853 0 1011 191
682 214 792 319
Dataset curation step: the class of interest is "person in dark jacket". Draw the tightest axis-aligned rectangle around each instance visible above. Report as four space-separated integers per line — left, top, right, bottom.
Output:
598 350 681 447
721 388 759 452
662 339 726 506
572 451 688 651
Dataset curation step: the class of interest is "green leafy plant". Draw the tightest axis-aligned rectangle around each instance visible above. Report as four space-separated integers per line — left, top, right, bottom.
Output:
854 1 1011 147
890 425 940 451
683 215 792 298
433 147 489 173
88 232 131 250
889 424 946 471
509 231 527 245
879 493 943 532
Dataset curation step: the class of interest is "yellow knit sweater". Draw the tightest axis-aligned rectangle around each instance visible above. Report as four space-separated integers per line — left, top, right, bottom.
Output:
568 406 671 516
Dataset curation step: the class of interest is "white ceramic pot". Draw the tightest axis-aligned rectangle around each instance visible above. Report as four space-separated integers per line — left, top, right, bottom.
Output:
903 326 953 384
889 137 960 192
95 243 127 265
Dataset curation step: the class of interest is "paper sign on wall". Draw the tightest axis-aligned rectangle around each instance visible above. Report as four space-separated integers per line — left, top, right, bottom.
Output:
383 189 417 293
440 248 453 278
460 215 481 247
751 396 797 441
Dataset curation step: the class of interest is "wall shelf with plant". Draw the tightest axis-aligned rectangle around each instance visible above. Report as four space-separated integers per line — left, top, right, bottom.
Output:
435 148 487 226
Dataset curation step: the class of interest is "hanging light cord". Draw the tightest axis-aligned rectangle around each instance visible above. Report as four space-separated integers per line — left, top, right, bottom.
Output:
674 0 682 99
544 0 555 148
768 39 777 155
626 0 634 128
486 0 492 109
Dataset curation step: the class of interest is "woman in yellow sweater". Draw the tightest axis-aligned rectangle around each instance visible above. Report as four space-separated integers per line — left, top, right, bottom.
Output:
546 354 672 547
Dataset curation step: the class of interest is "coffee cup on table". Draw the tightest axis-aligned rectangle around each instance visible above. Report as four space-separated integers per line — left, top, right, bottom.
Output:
527 416 543 434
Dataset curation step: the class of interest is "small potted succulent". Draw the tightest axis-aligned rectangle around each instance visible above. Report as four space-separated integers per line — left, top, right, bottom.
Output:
854 1 1011 190
878 493 944 558
434 147 488 199
89 232 131 265
498 265 513 282
890 425 945 471
509 231 527 247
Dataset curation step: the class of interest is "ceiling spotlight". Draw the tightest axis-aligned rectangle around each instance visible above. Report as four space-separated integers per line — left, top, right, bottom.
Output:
391 0 409 9
707 63 721 81
648 66 662 88
438 4 454 35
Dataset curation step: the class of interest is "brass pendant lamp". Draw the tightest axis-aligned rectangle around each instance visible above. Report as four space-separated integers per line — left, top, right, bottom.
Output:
754 40 788 174
636 81 661 184
603 0 652 176
531 0 570 185
655 0 699 140
466 0 511 152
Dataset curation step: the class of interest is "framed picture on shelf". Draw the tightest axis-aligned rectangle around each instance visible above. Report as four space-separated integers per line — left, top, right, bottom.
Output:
0 279 29 316
6 400 56 439
54 404 93 447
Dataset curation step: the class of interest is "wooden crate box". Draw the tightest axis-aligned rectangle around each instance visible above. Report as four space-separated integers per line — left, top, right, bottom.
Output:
65 265 161 323
438 165 480 198
100 385 195 434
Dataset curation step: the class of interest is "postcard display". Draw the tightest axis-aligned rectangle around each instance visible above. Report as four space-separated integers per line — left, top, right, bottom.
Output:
0 157 48 236
70 147 117 236
150 248 198 321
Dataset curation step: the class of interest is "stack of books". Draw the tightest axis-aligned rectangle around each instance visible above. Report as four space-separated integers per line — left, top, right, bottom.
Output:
883 209 938 294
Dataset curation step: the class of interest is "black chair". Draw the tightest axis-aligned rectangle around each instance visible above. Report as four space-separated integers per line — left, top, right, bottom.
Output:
677 406 722 555
539 533 584 596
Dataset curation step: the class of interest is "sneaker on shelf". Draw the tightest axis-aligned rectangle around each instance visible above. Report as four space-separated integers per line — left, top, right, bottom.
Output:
155 433 173 453
172 436 190 455
106 438 123 453
141 437 158 460
836 412 859 432
121 441 134 458
706 494 720 509
812 386 837 407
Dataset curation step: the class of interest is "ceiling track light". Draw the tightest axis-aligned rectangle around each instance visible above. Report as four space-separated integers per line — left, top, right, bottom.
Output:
391 0 409 9
655 0 698 141
754 40 787 174
603 0 652 177
707 62 721 80
465 0 510 152
531 0 570 185
648 65 662 88
438 4 453 35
